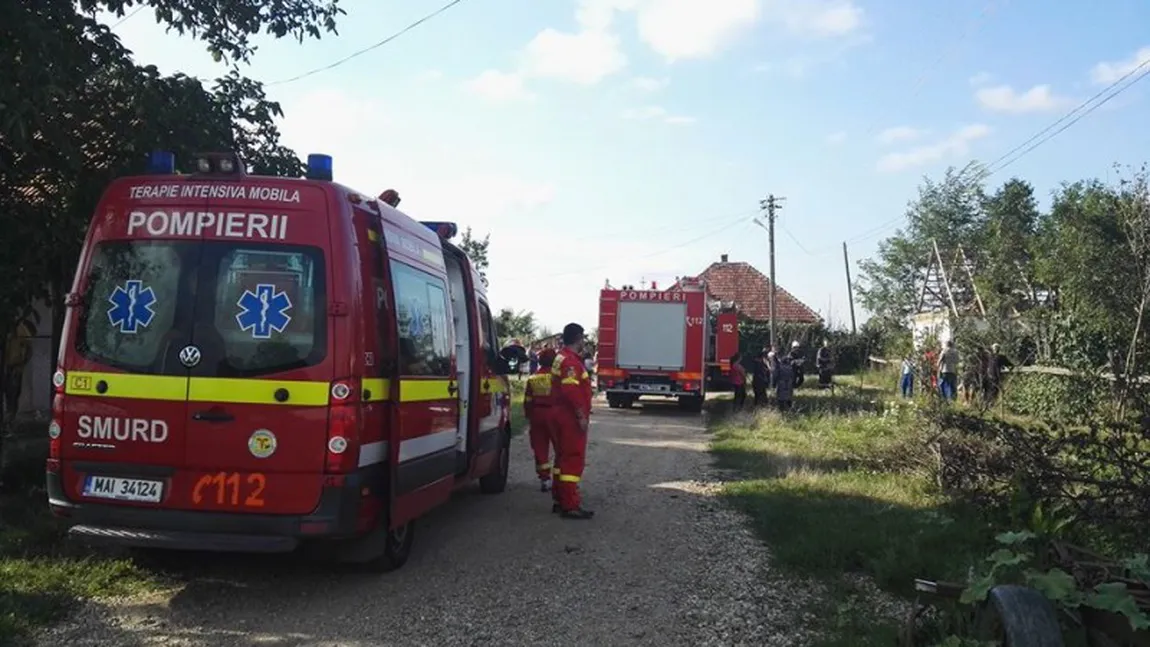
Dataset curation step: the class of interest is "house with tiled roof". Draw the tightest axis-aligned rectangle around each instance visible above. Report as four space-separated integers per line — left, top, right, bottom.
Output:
668 254 822 325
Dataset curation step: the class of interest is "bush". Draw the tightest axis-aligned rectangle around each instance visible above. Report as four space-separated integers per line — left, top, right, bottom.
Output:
1002 372 1107 425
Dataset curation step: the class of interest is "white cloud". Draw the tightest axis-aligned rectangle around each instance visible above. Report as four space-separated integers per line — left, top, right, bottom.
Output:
622 105 696 124
825 131 847 145
762 0 864 38
877 124 991 173
875 126 925 145
968 71 993 86
465 70 535 102
632 0 761 61
1091 46 1150 85
975 84 1073 114
520 28 627 85
633 76 669 92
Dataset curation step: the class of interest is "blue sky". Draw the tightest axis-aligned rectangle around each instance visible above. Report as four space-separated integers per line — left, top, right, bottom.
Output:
103 0 1150 332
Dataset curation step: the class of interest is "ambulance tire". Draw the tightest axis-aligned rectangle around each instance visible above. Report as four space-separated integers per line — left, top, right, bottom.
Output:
479 423 511 494
679 395 704 413
360 520 415 574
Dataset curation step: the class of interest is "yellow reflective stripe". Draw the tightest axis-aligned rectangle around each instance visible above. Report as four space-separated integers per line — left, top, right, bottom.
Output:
552 467 561 476
481 379 509 395
363 378 389 402
399 378 453 402
558 474 581 483
367 229 380 242
560 378 580 385
537 463 552 470
188 378 329 406
65 371 186 401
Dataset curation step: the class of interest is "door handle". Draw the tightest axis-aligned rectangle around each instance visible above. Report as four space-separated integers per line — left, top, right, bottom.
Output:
192 409 234 423
447 382 459 396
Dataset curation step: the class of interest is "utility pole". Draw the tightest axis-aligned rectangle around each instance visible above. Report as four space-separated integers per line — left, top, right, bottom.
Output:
842 241 857 334
755 195 784 348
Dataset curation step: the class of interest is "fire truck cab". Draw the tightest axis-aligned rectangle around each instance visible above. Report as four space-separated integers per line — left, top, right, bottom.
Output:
46 151 515 572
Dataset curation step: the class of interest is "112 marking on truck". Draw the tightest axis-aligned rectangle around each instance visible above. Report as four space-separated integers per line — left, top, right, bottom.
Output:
46 150 519 572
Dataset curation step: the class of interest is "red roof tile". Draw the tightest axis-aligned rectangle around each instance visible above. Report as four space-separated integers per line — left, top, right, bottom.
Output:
669 260 822 324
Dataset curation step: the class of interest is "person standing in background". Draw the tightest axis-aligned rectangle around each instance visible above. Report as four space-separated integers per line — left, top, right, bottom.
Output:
937 339 960 401
752 350 770 407
815 339 833 390
523 348 558 492
899 354 915 398
775 355 795 411
729 352 747 411
551 323 595 520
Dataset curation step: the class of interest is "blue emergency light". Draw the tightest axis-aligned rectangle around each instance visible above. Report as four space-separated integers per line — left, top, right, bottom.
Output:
421 221 458 240
306 154 333 181
147 150 176 175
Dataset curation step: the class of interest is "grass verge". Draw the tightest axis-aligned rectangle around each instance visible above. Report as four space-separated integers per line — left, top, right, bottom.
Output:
710 380 996 645
1 439 160 646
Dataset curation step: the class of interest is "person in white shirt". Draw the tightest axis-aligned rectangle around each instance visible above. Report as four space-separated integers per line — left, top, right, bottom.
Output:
900 355 915 398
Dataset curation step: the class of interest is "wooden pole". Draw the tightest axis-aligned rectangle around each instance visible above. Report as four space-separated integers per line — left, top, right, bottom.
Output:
842 241 857 334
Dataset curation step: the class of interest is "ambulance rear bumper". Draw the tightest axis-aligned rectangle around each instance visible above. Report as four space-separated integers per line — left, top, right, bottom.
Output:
47 469 372 554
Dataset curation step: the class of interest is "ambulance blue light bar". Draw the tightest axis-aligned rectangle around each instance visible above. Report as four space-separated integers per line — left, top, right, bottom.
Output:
307 154 333 181
147 150 176 175
421 221 458 240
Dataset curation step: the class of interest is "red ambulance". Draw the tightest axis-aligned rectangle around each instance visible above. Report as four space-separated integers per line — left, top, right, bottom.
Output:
46 151 516 572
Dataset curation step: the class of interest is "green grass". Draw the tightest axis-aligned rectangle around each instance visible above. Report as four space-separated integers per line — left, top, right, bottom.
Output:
1 438 161 646
710 380 996 645
507 378 526 436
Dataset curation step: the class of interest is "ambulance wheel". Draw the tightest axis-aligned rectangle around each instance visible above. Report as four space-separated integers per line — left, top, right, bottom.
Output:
361 521 415 573
479 423 511 494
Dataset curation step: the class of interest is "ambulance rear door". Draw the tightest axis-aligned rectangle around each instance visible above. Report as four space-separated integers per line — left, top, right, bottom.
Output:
59 181 205 508
179 181 335 516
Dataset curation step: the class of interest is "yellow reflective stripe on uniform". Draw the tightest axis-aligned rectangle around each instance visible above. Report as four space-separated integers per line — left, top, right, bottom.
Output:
537 462 552 470
552 467 561 476
362 378 389 402
399 378 454 402
560 378 580 385
558 474 581 483
65 371 186 401
188 378 329 406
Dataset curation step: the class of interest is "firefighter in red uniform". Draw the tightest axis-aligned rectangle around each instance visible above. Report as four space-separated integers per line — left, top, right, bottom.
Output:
551 323 595 520
523 348 558 492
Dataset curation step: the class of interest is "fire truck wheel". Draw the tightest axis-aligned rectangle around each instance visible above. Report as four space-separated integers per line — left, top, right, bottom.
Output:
678 396 704 413
607 395 621 408
479 423 511 494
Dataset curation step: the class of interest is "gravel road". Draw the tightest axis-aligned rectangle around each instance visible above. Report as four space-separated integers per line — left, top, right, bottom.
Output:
38 400 820 647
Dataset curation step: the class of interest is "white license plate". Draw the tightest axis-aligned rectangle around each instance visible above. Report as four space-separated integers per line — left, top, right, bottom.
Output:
83 476 163 503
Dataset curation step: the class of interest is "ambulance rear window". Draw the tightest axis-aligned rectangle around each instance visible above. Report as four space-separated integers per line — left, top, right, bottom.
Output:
77 241 187 371
205 244 326 376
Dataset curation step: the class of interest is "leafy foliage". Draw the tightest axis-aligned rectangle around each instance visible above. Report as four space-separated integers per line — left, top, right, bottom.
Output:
458 226 490 285
494 308 536 344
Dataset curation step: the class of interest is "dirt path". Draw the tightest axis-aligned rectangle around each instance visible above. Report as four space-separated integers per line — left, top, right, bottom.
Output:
37 402 816 647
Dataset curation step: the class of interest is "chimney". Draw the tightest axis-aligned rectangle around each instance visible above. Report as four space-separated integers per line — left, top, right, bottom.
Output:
651 281 657 290
720 254 729 263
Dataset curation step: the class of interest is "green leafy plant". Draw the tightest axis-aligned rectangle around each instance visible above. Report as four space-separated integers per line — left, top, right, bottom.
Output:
958 531 1150 634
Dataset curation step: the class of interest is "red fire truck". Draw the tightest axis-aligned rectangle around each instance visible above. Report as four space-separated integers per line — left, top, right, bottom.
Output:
596 278 738 412
46 150 517 572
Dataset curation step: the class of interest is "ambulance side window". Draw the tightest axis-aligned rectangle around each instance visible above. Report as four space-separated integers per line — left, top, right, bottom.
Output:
477 300 497 364
390 261 452 377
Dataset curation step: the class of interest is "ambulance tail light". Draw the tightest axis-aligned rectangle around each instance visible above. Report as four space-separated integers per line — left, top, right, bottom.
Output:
325 379 361 473
306 153 333 181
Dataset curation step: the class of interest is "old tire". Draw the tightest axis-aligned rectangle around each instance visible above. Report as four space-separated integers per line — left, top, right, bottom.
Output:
977 585 1065 647
479 424 511 494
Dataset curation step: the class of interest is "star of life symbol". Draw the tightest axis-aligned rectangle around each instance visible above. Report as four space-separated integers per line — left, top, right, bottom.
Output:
235 284 293 339
107 280 157 334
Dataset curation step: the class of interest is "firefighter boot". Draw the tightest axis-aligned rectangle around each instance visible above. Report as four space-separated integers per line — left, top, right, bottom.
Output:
540 477 551 492
560 508 595 520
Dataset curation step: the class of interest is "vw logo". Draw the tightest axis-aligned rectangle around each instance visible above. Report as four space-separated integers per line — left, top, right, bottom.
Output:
178 345 202 368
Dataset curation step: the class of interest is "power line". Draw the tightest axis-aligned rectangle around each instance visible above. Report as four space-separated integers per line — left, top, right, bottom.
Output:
863 0 1003 139
542 215 753 279
110 5 146 29
267 0 469 86
975 58 1150 179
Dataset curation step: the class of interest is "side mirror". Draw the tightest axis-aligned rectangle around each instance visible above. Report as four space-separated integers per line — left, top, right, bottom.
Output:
499 344 527 363
489 355 513 375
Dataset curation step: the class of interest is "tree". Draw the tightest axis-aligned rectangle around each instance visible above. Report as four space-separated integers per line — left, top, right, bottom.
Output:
856 165 987 324
458 226 490 285
0 0 344 462
494 308 536 344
